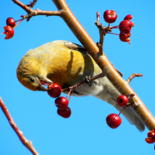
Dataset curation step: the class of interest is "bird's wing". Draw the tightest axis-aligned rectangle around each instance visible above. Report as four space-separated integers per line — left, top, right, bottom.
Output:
63 40 88 54
63 40 123 76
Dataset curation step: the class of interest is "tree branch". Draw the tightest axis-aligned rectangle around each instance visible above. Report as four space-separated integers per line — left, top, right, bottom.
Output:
0 98 39 155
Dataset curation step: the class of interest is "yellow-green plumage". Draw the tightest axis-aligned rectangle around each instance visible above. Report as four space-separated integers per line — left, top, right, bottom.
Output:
17 40 101 89
17 40 145 131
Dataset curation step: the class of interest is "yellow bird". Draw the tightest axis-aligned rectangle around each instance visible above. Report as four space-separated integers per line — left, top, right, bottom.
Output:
17 40 145 131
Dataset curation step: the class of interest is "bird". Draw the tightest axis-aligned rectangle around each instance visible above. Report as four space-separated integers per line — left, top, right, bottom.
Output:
17 40 145 131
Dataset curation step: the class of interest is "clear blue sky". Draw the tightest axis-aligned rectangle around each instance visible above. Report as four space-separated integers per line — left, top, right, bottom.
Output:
0 0 155 155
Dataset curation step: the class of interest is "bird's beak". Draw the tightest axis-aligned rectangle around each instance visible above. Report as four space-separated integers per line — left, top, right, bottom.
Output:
38 85 48 91
37 76 53 91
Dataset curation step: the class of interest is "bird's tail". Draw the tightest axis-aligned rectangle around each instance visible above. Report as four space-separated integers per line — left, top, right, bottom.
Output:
95 78 145 131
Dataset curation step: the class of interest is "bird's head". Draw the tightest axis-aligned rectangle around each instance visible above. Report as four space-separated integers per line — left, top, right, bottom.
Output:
17 68 52 91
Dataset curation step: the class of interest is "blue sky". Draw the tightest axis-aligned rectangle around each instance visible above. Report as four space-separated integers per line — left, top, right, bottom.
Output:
0 0 155 155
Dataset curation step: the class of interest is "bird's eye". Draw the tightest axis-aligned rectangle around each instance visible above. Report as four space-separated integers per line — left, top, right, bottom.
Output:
29 77 35 82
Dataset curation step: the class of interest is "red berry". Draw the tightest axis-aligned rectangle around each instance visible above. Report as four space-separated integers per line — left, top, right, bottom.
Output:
124 14 133 20
106 113 122 129
119 33 130 42
148 130 155 139
119 20 134 33
6 17 16 27
103 10 117 23
55 97 69 108
117 95 129 106
3 26 14 39
48 83 62 98
57 107 71 118
145 137 155 144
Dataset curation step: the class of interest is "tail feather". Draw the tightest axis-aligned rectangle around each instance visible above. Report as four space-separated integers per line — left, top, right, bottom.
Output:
95 77 145 131
107 97 145 131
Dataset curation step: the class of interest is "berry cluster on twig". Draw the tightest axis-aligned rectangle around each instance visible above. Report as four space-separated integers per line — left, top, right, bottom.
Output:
3 17 24 39
3 17 16 39
95 10 134 46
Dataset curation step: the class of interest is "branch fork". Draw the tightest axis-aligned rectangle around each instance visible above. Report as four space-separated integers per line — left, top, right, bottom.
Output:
13 0 63 21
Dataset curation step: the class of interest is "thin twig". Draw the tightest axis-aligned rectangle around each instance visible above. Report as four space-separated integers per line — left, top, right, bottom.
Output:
127 73 143 83
12 0 63 21
95 12 104 52
95 12 112 54
0 98 39 155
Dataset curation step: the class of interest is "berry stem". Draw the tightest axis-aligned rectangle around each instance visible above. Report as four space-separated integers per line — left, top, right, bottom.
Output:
14 18 24 28
108 32 119 35
110 25 119 29
15 18 24 23
118 111 122 116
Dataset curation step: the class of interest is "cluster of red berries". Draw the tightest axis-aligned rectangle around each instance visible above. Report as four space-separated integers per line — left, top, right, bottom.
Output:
3 17 16 39
47 83 71 118
106 95 129 129
103 10 134 43
145 129 155 144
119 15 134 42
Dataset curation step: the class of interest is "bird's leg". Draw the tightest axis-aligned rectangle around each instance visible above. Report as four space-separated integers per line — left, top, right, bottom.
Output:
85 75 93 86
64 72 105 96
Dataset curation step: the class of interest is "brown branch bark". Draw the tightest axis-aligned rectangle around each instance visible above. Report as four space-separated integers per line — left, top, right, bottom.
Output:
0 98 38 155
12 0 155 130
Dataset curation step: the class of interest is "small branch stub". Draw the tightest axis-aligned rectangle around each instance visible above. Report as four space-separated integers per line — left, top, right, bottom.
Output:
26 0 38 8
127 73 143 83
